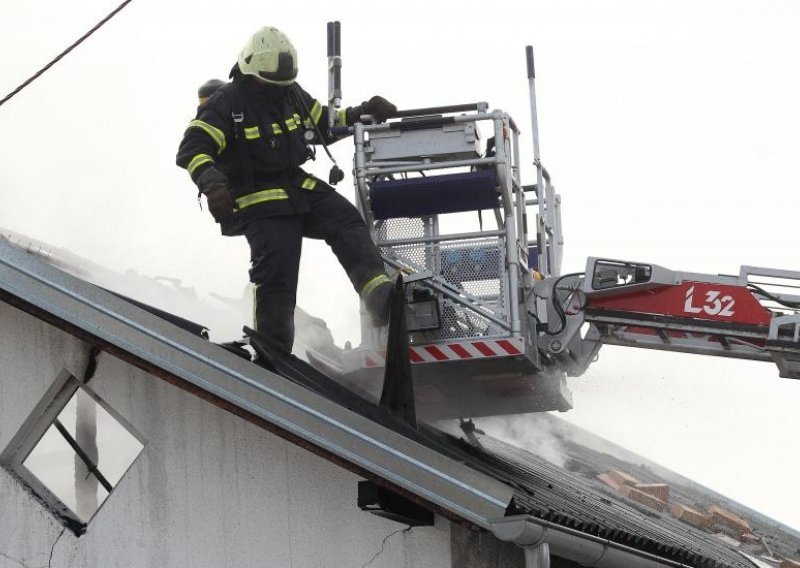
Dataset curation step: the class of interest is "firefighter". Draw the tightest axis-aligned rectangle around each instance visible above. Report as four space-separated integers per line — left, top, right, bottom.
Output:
176 26 396 354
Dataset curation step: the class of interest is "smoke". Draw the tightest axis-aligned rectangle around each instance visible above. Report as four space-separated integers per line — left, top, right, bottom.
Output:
293 306 344 363
479 413 570 468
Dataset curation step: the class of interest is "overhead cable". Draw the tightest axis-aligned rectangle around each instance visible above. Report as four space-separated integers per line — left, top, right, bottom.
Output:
0 0 134 108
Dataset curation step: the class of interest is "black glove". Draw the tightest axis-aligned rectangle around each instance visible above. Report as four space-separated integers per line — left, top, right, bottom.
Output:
350 95 397 124
196 167 235 224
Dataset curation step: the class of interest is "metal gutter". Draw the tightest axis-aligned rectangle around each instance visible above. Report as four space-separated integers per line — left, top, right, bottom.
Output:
492 516 692 568
0 239 514 527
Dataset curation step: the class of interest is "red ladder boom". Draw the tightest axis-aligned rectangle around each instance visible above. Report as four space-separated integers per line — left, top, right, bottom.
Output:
543 259 800 379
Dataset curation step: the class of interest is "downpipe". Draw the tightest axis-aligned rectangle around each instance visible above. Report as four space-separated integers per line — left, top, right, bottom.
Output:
492 515 692 568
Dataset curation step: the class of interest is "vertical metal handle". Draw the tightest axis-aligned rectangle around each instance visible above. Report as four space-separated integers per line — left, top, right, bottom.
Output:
333 21 341 56
327 21 343 129
526 44 551 276
333 21 342 94
526 45 535 79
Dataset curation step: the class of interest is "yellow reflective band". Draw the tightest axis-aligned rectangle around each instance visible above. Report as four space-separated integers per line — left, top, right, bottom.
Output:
245 126 260 139
268 107 321 135
187 154 214 175
269 118 299 135
335 109 348 126
301 177 317 190
235 188 289 209
301 103 324 129
188 120 226 154
310 101 322 124
252 284 259 330
361 274 391 297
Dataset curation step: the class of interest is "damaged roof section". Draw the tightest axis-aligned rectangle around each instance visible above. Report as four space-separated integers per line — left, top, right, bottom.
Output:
462 415 800 568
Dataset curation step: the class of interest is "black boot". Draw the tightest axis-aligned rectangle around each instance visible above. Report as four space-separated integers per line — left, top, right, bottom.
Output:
363 280 392 326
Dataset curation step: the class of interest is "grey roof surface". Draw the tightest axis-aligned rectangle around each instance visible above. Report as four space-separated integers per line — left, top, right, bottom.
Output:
465 432 748 568
3 234 799 568
457 415 800 568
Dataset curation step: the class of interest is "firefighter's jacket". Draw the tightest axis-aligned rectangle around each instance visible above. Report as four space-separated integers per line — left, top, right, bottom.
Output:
176 75 348 234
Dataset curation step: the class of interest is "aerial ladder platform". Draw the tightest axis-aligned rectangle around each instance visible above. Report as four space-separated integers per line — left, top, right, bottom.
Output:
313 23 800 420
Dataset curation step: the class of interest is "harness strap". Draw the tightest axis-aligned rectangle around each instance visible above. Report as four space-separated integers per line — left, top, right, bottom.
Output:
221 82 255 198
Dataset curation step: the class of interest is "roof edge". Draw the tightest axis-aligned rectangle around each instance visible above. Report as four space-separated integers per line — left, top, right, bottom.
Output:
492 515 691 568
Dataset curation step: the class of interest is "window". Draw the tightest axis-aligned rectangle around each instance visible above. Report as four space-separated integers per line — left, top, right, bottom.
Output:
1 372 144 533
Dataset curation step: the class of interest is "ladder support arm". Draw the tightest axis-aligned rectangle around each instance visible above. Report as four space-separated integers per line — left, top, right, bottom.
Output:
535 258 800 380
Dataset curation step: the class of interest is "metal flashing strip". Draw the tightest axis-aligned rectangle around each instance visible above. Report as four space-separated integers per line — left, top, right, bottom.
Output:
0 239 513 527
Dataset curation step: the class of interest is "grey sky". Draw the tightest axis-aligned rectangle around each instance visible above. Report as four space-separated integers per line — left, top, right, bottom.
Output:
2 0 799 530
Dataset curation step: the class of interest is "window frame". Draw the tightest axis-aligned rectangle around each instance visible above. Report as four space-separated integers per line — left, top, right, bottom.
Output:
1 369 145 533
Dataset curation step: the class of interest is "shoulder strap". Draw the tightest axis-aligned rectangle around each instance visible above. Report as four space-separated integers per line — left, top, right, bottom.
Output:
219 82 254 197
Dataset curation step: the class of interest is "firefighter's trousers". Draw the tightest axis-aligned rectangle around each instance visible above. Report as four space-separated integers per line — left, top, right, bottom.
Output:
244 190 385 354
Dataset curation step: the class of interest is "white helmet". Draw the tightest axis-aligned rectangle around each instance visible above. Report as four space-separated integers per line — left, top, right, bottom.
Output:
237 27 298 85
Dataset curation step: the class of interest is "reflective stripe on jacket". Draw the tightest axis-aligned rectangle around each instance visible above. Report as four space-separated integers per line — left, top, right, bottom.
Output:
234 176 318 210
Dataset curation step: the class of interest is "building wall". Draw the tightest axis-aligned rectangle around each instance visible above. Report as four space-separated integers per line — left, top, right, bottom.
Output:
0 301 456 568
451 523 525 567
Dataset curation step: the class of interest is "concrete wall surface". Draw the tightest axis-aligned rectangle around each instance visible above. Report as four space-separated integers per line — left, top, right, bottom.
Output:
450 523 525 568
0 302 453 568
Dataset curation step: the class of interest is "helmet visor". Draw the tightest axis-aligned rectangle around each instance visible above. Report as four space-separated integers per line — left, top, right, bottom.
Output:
257 52 297 84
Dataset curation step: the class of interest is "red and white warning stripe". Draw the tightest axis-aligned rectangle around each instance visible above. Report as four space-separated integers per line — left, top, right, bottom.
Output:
363 338 525 368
